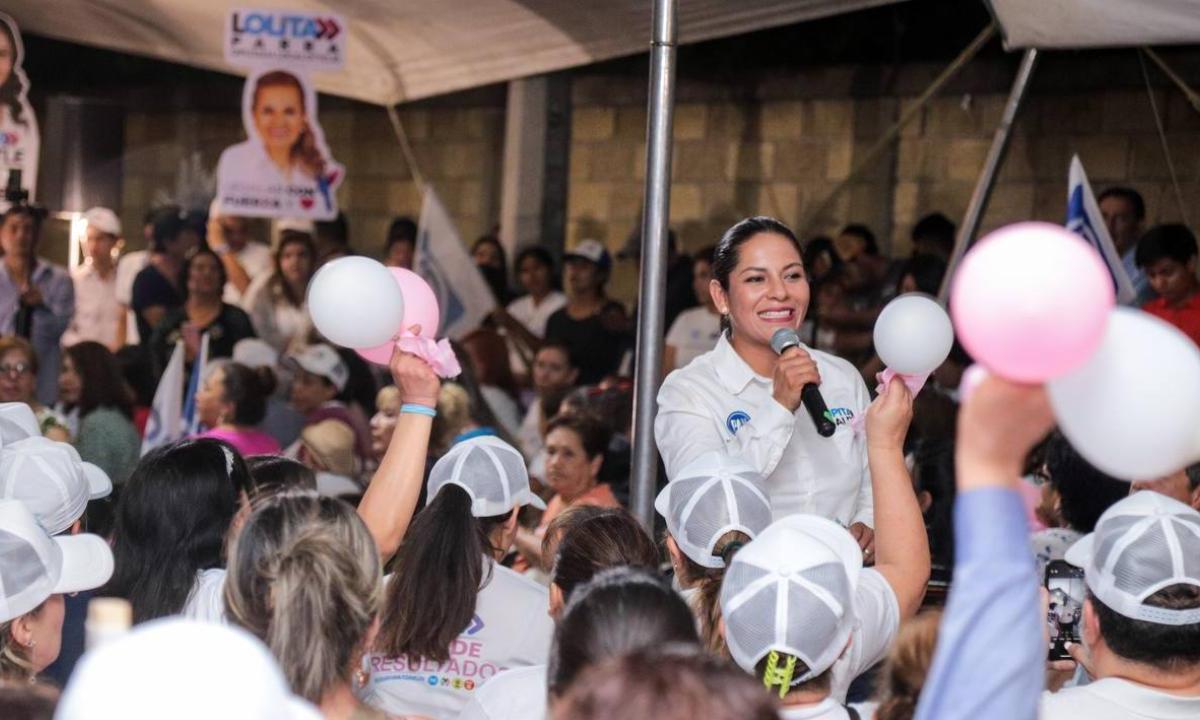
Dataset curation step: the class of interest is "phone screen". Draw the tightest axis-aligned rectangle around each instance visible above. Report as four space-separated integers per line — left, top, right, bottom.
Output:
1045 560 1085 660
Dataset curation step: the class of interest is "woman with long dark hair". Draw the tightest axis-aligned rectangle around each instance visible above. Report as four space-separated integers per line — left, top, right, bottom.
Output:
655 216 878 560
58 341 140 485
149 246 257 377
363 436 553 719
242 229 316 354
103 438 252 624
457 510 664 720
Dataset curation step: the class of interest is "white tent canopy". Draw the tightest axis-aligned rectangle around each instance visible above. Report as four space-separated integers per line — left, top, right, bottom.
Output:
988 0 1200 50
10 0 902 105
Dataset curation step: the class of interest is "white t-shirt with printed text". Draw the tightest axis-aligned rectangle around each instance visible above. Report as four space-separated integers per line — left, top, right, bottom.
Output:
362 561 553 720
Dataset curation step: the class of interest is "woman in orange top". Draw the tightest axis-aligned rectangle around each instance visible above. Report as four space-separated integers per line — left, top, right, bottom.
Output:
515 414 619 571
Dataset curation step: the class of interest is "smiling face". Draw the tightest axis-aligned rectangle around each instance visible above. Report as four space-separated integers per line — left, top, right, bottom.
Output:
252 83 305 155
710 232 810 350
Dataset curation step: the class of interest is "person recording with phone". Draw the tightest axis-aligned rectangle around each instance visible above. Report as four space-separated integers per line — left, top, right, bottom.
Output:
655 216 877 558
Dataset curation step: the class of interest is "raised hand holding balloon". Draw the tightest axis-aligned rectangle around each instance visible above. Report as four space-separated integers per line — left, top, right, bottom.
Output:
872 293 954 396
948 220 1200 480
307 257 461 378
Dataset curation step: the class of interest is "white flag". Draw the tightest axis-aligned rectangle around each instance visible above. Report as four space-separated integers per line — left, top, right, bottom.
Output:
1066 155 1137 305
142 341 186 455
182 333 210 436
414 189 497 339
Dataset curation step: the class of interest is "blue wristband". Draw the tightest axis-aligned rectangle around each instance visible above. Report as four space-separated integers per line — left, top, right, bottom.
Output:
400 403 437 418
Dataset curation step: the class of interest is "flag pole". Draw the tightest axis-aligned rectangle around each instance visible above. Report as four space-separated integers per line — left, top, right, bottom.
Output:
939 48 1040 302
629 0 678 531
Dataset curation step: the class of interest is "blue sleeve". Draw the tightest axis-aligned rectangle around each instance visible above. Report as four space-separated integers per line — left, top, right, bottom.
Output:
914 488 1043 720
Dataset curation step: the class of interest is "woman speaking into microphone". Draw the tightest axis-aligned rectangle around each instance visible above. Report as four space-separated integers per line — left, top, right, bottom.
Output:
655 216 877 556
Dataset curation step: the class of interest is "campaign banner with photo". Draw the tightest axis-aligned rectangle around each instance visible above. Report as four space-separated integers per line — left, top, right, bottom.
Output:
216 66 344 220
225 8 345 71
0 13 39 208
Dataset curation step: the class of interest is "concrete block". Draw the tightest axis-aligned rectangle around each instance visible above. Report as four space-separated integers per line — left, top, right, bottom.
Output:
898 98 927 138
760 102 805 140
386 181 422 214
757 183 799 223
892 181 921 225
590 143 637 181
726 142 775 181
573 107 616 142
981 182 1036 228
441 142 488 179
609 182 645 222
1069 136 1130 181
1032 181 1067 222
707 104 747 138
1129 134 1200 181
670 184 704 221
570 145 591 181
674 141 726 182
806 99 854 137
774 141 828 181
569 181 612 219
826 139 853 181
1035 93 1103 135
674 104 708 141
1102 89 1164 133
1166 92 1200 133
616 106 648 140
998 136 1037 182
947 139 992 181
925 95 982 138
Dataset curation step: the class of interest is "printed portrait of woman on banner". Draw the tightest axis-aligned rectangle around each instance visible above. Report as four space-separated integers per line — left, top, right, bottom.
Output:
0 12 39 208
217 67 344 219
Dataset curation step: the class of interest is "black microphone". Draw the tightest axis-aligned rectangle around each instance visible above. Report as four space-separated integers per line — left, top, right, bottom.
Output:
770 328 836 438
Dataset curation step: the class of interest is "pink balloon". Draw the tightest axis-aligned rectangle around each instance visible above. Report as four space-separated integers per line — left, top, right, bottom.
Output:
356 269 442 366
357 341 397 366
950 222 1114 382
391 268 440 338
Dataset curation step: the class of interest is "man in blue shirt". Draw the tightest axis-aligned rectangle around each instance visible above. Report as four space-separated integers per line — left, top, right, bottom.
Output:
915 377 1056 720
0 206 74 405
1098 186 1152 304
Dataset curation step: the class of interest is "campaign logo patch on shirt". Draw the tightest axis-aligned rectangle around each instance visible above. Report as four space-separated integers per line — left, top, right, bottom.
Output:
726 410 751 435
465 614 485 636
823 407 855 427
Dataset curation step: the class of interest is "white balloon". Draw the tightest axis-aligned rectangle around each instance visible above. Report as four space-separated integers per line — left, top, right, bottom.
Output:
1048 307 1200 480
307 256 406 349
873 293 955 375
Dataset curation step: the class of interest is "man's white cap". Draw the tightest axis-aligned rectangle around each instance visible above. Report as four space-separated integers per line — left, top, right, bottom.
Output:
83 207 122 237
0 436 113 535
56 618 322 720
0 402 40 447
656 452 773 569
287 344 349 392
1065 491 1200 626
0 500 113 623
720 514 862 682
233 338 280 370
427 436 547 516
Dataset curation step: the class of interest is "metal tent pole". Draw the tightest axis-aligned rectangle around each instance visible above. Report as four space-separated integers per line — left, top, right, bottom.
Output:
629 0 678 530
939 48 1040 301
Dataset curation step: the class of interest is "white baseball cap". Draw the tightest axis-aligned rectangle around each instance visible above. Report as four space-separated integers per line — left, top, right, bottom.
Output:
656 452 773 569
56 618 322 720
427 435 546 516
564 239 612 272
287 344 349 392
233 338 279 370
0 500 114 623
0 436 113 535
0 402 40 447
83 207 122 237
1065 491 1200 625
720 514 863 682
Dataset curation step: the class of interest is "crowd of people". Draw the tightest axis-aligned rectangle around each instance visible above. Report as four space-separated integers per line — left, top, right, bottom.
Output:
0 183 1199 720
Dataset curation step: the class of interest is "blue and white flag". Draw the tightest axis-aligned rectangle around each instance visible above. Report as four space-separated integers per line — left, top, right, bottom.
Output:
182 332 210 436
414 188 497 339
142 341 186 455
1066 155 1137 305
